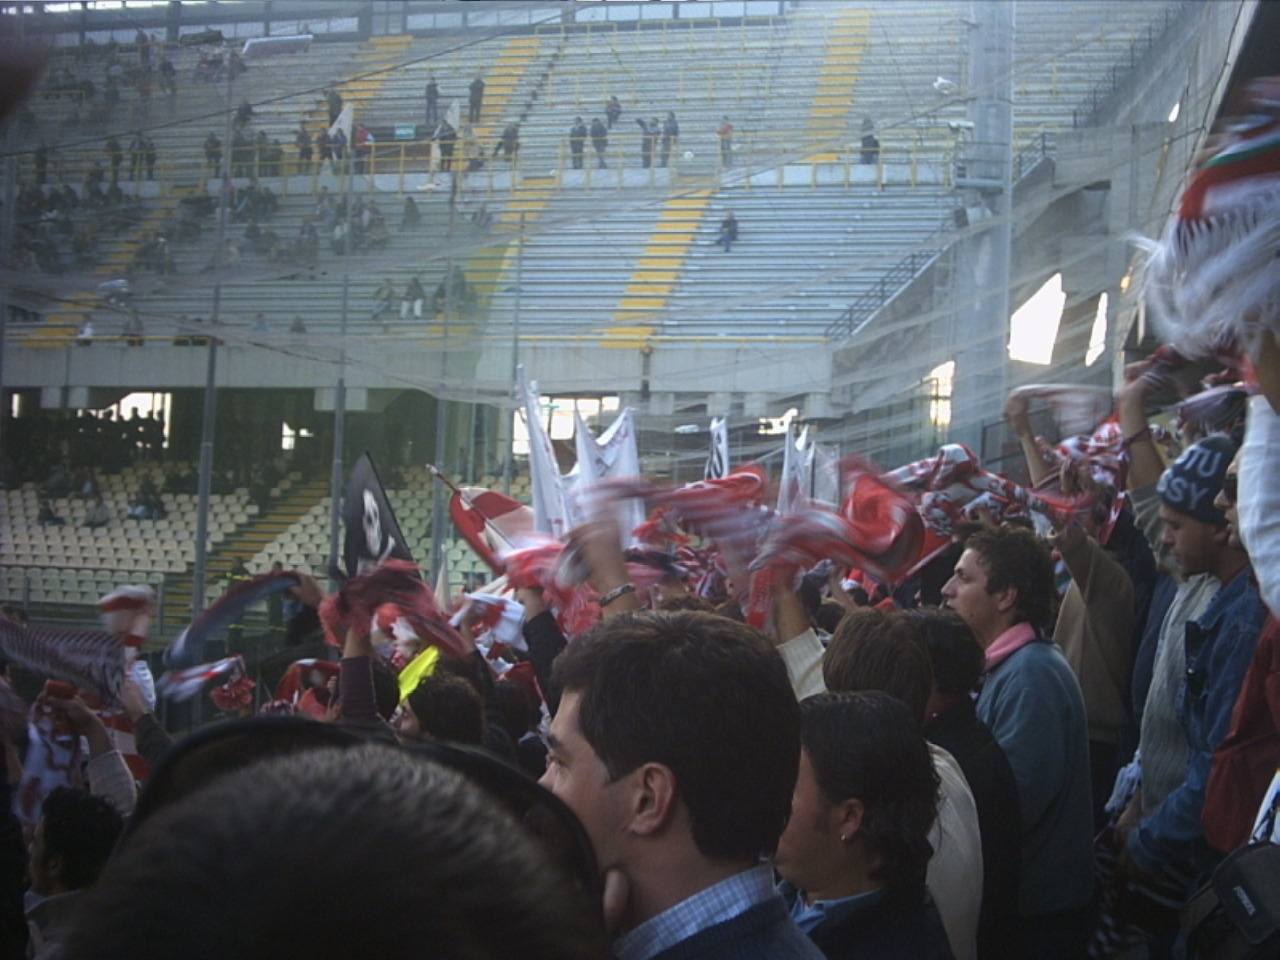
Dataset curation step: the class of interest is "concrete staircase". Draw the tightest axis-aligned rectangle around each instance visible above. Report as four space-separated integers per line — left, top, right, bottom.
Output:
605 189 712 346
156 475 329 638
804 7 871 163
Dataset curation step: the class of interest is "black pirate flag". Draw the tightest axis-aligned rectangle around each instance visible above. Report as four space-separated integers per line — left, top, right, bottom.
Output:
343 453 416 580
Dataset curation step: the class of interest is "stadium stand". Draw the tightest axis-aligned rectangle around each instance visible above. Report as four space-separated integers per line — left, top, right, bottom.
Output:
0 0 1191 621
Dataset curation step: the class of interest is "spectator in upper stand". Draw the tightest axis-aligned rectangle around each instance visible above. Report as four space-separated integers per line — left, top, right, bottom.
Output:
372 278 397 322
235 98 254 129
315 127 332 171
204 132 222 174
541 609 823 959
289 316 307 336
105 136 123 185
434 119 457 172
940 526 1094 959
636 116 658 168
590 116 609 169
326 87 343 126
38 499 65 526
493 123 520 166
660 111 679 168
143 135 157 180
330 127 347 174
915 609 1022 958
294 124 312 174
424 73 439 128
24 786 125 960
158 55 176 97
228 48 246 81
859 118 881 165
128 132 145 181
717 211 738 253
718 115 734 168
568 116 587 170
468 73 484 124
400 195 420 230
123 311 144 347
76 319 95 346
605 94 622 129
353 122 374 174
84 493 111 528
401 275 426 320
775 691 953 960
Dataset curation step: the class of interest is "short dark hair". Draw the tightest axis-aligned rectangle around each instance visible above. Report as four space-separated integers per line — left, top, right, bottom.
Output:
813 601 847 635
800 692 939 894
369 657 400 722
493 680 538 742
67 746 607 960
964 526 1058 630
407 674 485 746
551 611 800 862
911 610 984 696
823 611 933 723
40 787 124 890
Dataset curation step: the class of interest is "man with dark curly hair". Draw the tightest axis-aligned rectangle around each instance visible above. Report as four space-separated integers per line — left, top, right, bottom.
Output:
941 526 1094 959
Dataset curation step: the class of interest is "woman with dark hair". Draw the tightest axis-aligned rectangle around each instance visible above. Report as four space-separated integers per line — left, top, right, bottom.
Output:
775 691 954 959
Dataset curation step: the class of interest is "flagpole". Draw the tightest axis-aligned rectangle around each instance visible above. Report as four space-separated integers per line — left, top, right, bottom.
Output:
502 212 525 496
192 60 237 620
327 118 354 584
429 208 457 581
426 463 516 551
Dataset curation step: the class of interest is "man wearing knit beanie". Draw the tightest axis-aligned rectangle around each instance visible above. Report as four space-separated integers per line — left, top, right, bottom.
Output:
1118 434 1267 926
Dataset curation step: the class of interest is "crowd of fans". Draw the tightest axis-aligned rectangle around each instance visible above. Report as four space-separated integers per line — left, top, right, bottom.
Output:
3 26 1279 960
2 333 1277 959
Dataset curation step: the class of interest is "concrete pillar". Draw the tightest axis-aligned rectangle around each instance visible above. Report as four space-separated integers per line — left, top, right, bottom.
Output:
742 393 769 419
948 0 1015 457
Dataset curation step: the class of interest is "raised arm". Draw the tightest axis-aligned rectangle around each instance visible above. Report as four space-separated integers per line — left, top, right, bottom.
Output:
1117 361 1166 491
1003 391 1054 488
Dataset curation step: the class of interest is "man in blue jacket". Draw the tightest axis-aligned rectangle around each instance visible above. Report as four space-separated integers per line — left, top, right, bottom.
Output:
1124 435 1266 887
941 526 1094 959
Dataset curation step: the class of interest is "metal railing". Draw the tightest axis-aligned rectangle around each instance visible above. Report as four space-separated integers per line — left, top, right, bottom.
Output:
825 228 947 341
1071 1 1198 129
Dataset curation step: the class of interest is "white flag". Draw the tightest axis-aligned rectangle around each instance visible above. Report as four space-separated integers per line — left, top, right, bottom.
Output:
521 368 573 538
574 407 644 540
328 103 354 143
811 441 840 506
704 416 729 480
777 425 811 515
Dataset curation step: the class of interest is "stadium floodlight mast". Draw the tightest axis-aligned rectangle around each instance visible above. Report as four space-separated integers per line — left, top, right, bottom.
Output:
192 34 308 620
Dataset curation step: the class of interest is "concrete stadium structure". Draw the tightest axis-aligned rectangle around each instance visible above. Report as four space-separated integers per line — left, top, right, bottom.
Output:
0 0 1272 625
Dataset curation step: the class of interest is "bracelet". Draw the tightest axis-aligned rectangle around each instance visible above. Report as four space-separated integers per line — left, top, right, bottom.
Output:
598 583 636 607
